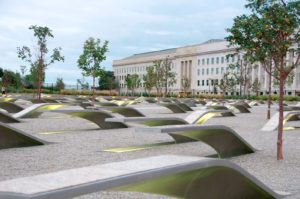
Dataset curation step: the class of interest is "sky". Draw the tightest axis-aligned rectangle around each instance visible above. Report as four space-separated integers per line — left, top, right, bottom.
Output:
0 0 248 85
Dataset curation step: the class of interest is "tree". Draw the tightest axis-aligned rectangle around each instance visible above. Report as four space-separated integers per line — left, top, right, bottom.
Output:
0 67 3 79
227 0 300 160
181 76 191 94
143 66 156 95
218 72 238 96
227 13 276 119
125 74 141 95
17 25 64 100
161 57 177 96
77 77 89 90
251 78 261 96
98 71 118 95
78 38 109 100
55 78 65 91
1 69 22 91
152 60 164 99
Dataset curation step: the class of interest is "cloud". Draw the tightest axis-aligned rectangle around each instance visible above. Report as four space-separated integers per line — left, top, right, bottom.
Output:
0 0 248 84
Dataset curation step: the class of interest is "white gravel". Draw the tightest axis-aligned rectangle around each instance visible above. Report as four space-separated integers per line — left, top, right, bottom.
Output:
0 101 299 198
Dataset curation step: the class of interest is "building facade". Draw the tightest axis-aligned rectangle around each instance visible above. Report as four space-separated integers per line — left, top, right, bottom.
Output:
113 39 300 96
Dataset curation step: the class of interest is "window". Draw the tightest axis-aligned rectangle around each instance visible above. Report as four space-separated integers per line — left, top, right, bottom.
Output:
221 57 224 64
221 67 224 74
216 57 219 64
197 80 200 86
207 58 209 65
215 79 219 85
206 80 209 86
202 59 205 65
216 68 219 74
206 68 209 75
226 56 229 63
211 68 214 75
202 80 205 86
202 68 204 75
198 59 200 65
211 57 214 64
197 69 200 76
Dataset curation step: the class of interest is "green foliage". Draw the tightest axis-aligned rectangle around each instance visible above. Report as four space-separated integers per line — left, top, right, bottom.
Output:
98 71 117 90
77 77 89 90
162 57 177 95
17 25 64 99
1 69 21 88
59 89 117 96
151 57 177 96
125 74 141 94
227 0 300 159
77 37 108 98
251 78 261 96
181 77 191 93
143 66 156 94
153 60 164 95
218 71 238 94
55 78 65 91
0 67 3 78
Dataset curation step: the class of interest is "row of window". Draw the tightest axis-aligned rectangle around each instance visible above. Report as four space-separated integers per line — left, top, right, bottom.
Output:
197 55 241 66
115 63 176 74
115 65 147 74
116 74 145 81
197 79 219 87
197 67 228 76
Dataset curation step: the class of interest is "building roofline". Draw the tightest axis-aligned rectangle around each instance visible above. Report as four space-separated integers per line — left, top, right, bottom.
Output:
113 38 228 64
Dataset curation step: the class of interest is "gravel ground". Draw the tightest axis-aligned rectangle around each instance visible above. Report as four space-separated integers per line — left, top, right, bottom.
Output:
0 101 299 198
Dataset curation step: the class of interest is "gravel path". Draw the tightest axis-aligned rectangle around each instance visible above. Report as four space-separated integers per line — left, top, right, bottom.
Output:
0 101 299 198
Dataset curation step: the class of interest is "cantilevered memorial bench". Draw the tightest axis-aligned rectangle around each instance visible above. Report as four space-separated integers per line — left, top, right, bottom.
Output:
249 101 259 106
0 102 24 113
0 103 67 123
176 103 194 111
161 103 187 113
133 125 256 158
0 111 21 123
145 98 157 103
261 111 300 131
96 102 119 107
206 105 229 110
0 97 17 103
0 155 284 199
282 106 300 111
51 110 128 129
234 101 251 108
97 107 145 117
0 122 46 150
106 110 235 127
30 98 61 104
181 99 197 107
12 103 67 119
228 104 251 113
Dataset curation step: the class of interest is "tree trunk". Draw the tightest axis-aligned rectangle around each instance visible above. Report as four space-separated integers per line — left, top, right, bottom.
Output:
37 60 43 100
267 71 272 120
92 76 95 101
164 80 167 98
156 88 160 105
277 74 284 160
